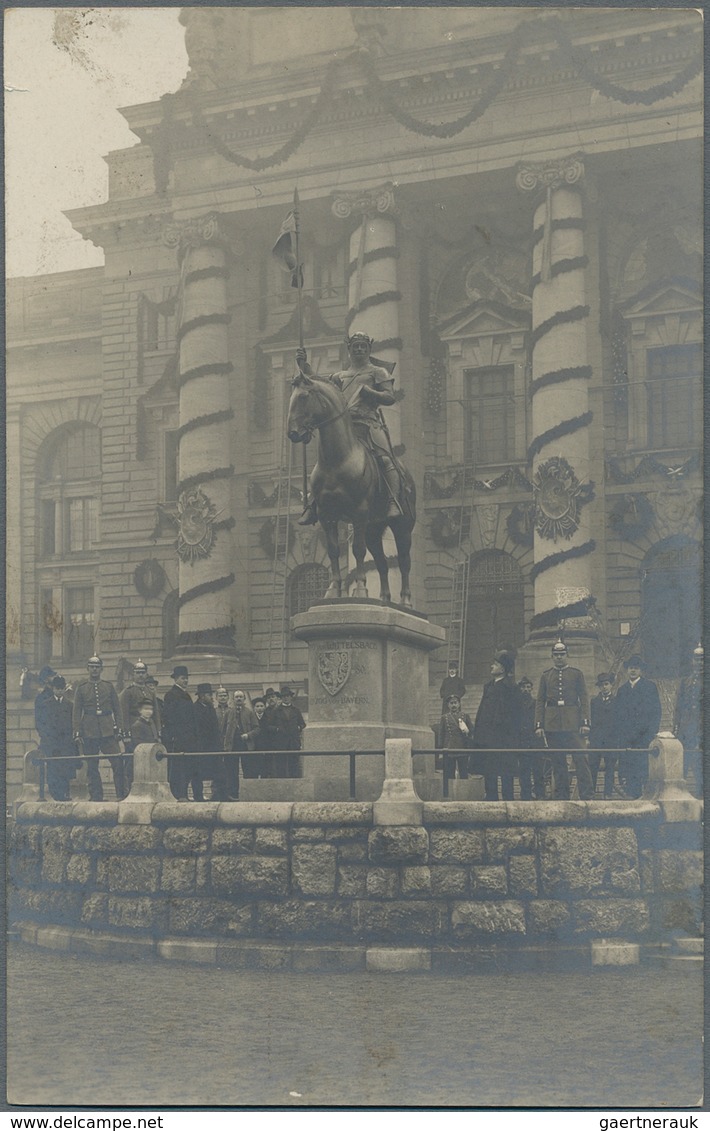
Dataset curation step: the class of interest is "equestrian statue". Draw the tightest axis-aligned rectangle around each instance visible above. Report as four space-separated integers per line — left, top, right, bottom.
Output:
287 331 416 606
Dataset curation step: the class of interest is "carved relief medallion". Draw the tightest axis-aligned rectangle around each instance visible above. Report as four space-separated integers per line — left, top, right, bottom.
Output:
533 456 584 542
317 650 351 697
177 487 217 564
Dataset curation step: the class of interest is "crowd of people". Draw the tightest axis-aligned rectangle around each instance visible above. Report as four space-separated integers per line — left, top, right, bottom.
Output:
31 640 701 803
438 642 703 801
32 656 305 802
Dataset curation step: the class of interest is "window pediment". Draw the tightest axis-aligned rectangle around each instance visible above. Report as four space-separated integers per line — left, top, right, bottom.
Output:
621 280 701 321
438 301 529 343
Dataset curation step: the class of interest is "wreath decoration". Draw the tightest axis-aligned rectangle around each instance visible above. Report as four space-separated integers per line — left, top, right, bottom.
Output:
133 559 167 599
506 503 535 549
259 517 296 560
608 493 654 542
430 509 470 549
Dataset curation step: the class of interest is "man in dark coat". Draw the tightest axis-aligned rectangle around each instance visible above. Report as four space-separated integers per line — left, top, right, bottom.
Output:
36 675 77 801
262 688 287 777
589 672 619 798
438 693 474 781
674 644 703 792
161 665 199 801
535 641 593 800
278 686 306 777
473 651 522 801
615 655 662 799
439 662 466 703
194 683 223 801
517 676 546 800
120 659 161 748
72 655 127 801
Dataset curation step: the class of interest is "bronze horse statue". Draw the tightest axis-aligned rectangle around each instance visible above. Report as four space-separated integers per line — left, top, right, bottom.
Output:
287 371 416 606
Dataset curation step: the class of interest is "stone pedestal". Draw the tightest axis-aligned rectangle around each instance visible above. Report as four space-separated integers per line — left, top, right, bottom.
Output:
292 600 445 800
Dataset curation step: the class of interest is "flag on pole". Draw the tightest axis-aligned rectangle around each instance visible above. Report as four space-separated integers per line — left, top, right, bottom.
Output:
272 211 303 288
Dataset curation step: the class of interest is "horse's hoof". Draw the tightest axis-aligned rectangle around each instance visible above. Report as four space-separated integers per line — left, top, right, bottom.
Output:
325 585 341 599
352 583 368 599
380 592 391 605
400 594 413 608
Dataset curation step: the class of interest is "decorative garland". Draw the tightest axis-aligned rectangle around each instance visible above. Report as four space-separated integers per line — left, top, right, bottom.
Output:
175 465 234 499
606 452 700 484
529 540 596 583
506 503 535 548
428 357 446 416
178 360 233 391
177 572 235 610
259 517 296 560
133 558 167 599
608 494 654 541
530 595 596 631
176 311 231 345
175 626 236 651
155 17 700 180
346 246 399 280
345 290 402 334
175 408 234 442
184 265 230 286
532 217 586 247
430 509 471 549
527 412 593 463
530 304 590 350
530 365 592 398
531 255 589 290
425 465 532 499
249 480 303 507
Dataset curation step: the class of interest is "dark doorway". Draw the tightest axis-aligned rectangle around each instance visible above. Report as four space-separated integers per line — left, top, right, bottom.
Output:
464 550 525 682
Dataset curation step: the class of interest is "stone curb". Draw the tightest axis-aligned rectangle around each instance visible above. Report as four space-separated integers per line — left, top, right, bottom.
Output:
13 922 668 972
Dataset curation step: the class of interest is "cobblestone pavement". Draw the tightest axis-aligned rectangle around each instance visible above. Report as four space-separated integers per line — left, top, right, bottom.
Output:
7 942 703 1109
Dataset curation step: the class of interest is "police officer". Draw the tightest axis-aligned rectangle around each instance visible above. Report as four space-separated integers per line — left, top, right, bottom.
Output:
72 655 127 801
535 641 593 800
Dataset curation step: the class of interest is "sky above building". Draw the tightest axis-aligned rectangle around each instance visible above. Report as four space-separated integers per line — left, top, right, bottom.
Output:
5 7 188 277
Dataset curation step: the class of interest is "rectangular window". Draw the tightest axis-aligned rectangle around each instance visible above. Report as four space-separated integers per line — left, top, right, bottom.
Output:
464 366 516 465
646 344 702 449
65 586 95 661
67 498 97 551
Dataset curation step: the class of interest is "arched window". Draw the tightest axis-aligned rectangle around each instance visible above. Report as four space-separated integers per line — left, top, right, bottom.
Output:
288 563 330 618
38 423 101 557
464 550 525 682
641 536 701 678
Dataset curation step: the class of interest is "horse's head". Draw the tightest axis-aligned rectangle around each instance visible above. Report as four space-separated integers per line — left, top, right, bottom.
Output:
287 372 345 445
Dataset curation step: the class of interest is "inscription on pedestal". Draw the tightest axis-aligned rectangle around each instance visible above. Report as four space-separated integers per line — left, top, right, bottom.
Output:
312 640 378 714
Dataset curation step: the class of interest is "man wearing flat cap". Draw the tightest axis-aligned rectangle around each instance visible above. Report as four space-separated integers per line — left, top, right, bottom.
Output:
535 641 593 800
162 665 198 801
615 655 661 799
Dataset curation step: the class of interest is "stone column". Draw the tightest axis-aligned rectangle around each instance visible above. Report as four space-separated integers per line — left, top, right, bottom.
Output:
516 155 598 644
331 182 402 447
163 214 237 660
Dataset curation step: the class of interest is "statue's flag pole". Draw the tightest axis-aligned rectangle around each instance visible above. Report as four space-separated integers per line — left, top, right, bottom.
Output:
273 189 308 509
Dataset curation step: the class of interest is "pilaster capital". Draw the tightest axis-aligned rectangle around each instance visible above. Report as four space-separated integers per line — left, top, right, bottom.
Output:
516 153 585 196
162 212 226 254
331 182 397 221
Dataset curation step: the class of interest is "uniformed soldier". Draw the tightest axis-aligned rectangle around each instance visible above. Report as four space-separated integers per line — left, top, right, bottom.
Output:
72 655 127 801
535 641 593 800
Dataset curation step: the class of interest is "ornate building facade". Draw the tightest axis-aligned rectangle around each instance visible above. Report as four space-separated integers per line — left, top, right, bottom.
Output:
7 8 702 789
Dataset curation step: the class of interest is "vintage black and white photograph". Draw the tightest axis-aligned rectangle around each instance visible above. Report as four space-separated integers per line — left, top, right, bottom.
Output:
5 4 704 1111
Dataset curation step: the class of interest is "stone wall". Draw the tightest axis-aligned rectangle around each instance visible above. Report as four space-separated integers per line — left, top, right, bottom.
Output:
10 798 702 969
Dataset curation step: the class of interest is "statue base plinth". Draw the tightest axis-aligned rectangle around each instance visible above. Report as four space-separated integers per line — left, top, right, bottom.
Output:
292 600 445 801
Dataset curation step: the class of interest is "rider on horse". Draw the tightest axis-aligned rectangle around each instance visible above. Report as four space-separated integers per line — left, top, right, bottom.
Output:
296 331 403 525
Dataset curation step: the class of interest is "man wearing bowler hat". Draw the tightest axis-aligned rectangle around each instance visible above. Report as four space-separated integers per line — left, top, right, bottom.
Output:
535 641 593 800
162 665 198 800
194 683 223 801
278 686 306 777
615 655 661 799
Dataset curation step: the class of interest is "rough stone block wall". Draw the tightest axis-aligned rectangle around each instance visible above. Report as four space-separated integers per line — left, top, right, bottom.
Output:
9 800 702 959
